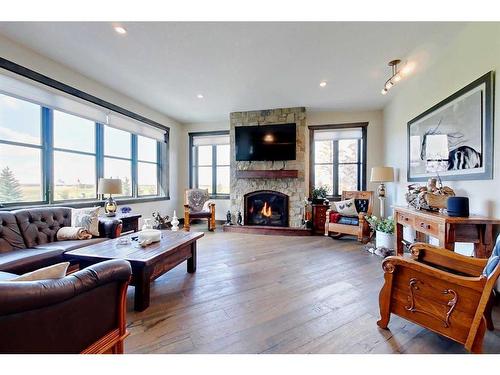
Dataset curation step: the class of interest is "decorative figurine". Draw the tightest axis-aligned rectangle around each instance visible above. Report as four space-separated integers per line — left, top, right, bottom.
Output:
153 211 170 229
237 211 243 226
171 210 179 231
225 210 233 225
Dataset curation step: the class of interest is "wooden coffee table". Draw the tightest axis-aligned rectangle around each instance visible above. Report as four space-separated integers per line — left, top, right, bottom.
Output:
65 230 204 311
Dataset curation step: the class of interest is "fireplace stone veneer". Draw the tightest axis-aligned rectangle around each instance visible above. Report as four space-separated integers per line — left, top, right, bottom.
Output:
230 107 307 228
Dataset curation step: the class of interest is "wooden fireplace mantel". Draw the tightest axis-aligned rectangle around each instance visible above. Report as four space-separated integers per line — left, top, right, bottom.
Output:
235 169 299 179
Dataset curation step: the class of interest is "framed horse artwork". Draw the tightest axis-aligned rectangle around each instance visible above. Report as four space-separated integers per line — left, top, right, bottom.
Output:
407 71 494 182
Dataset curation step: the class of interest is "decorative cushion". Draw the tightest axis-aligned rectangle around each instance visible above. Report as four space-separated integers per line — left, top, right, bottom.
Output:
338 216 359 226
8 262 69 281
355 199 370 213
186 189 210 213
56 227 92 241
71 207 100 237
329 212 341 223
334 199 358 217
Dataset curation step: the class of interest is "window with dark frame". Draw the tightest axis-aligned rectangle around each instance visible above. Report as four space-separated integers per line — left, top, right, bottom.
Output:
189 131 230 198
310 124 367 198
0 92 166 207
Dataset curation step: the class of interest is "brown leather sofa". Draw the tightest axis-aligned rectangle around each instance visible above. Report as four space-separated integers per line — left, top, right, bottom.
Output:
0 259 131 353
0 207 121 274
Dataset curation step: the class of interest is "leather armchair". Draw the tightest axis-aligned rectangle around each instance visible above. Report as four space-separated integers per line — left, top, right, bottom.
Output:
0 259 131 354
184 189 215 231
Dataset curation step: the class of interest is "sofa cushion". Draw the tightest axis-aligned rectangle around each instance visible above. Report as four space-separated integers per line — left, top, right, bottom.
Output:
13 207 72 248
10 262 70 282
338 216 359 226
34 237 107 252
0 248 65 274
189 210 211 219
0 211 26 253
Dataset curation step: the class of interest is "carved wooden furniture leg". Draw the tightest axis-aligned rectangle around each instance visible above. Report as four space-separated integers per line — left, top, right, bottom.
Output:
470 317 487 354
209 203 216 231
184 205 191 231
377 261 395 329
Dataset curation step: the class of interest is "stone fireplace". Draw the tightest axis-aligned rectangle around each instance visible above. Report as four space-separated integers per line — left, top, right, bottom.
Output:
230 107 306 228
244 190 289 227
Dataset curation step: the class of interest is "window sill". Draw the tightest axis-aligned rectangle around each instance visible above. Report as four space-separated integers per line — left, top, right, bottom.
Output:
0 195 170 211
209 195 230 200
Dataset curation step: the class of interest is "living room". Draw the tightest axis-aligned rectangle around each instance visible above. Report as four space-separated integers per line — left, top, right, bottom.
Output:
1 1 500 373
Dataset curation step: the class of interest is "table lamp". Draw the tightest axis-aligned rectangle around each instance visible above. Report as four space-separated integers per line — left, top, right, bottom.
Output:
370 166 394 218
98 178 123 216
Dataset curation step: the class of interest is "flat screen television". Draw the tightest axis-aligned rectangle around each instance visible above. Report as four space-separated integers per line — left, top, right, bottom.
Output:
235 123 296 161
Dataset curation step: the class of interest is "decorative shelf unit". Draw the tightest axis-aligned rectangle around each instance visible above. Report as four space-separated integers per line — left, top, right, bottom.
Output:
235 170 299 179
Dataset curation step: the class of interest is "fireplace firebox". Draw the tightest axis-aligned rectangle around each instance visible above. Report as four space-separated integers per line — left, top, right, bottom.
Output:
244 190 289 227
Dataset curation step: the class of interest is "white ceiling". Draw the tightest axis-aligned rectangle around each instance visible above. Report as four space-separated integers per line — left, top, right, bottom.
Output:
0 22 467 123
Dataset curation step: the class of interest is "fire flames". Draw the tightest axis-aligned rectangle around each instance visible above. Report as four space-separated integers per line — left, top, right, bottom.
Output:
260 202 272 217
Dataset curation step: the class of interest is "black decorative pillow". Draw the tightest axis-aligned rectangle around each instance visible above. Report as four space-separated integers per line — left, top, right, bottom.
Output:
334 198 358 217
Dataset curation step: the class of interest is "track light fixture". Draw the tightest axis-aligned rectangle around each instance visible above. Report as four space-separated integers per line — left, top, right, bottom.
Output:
381 59 402 95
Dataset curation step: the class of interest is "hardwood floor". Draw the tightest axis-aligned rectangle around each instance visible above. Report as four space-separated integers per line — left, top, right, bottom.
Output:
125 225 500 354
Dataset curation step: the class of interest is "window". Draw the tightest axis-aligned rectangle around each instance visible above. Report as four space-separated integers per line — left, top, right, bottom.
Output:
137 135 159 196
189 132 230 198
53 110 96 201
0 94 43 204
0 91 167 207
310 124 367 198
104 126 132 197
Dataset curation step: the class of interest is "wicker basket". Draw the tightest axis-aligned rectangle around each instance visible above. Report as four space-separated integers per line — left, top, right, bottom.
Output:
425 193 452 210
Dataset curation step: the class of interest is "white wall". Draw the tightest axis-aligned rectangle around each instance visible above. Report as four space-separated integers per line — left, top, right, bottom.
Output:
180 121 231 220
383 23 500 218
0 34 184 226
307 110 385 215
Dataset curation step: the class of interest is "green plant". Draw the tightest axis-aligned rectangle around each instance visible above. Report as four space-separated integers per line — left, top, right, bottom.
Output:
312 186 329 200
365 215 395 234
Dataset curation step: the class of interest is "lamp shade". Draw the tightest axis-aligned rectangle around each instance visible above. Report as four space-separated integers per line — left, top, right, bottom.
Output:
97 178 123 195
370 167 394 183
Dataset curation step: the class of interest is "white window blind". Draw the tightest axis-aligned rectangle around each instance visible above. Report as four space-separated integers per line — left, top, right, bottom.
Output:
192 134 229 146
0 70 166 141
314 128 363 141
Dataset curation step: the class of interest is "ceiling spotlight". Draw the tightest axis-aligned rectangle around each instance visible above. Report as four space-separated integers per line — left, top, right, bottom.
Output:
196 94 204 99
113 26 127 35
319 81 327 88
380 59 406 95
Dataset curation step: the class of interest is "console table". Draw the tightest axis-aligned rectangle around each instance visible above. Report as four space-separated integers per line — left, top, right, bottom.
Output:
393 206 500 258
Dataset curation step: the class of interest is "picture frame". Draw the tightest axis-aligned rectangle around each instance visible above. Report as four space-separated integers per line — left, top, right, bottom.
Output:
407 71 494 182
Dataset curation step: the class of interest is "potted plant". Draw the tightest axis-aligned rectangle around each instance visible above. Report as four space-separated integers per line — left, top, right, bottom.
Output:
311 186 329 204
365 215 395 249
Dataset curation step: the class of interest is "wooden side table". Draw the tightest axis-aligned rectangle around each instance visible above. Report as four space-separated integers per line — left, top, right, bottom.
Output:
312 203 330 235
393 206 500 258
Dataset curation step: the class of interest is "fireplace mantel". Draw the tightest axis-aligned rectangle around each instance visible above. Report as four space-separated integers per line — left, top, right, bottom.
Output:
235 169 298 179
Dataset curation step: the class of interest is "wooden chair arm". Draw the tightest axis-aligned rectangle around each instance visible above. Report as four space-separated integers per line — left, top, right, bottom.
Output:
382 255 487 291
409 243 488 277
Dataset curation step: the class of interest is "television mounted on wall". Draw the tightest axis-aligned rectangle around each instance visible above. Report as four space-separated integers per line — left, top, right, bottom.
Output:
235 123 296 161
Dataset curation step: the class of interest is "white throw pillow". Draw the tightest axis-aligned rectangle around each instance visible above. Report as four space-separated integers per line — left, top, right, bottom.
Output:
72 207 100 237
10 262 70 281
334 198 358 217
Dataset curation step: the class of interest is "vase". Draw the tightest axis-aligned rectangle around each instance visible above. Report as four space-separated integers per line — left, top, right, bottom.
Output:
171 210 179 231
376 230 394 249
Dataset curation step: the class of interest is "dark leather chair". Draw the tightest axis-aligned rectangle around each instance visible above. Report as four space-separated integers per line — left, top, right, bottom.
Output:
0 259 131 354
183 189 215 231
